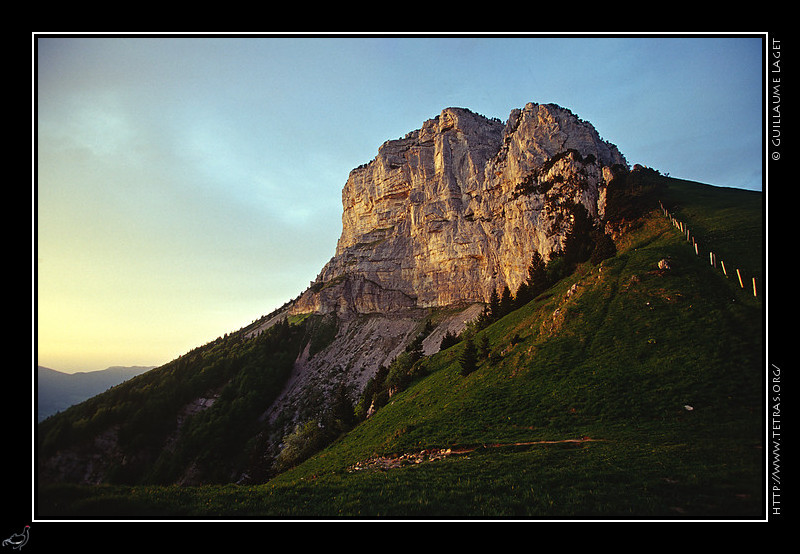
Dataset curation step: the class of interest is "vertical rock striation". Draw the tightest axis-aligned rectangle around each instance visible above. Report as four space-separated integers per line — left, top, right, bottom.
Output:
290 102 627 315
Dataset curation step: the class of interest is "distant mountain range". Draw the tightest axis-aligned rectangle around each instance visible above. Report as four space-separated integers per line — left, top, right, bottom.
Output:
37 365 154 422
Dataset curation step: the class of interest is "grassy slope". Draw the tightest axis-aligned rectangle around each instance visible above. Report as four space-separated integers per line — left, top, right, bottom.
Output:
37 178 764 520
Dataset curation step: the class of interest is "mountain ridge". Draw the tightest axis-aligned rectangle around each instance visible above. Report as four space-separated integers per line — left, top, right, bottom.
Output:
36 102 764 518
37 365 154 422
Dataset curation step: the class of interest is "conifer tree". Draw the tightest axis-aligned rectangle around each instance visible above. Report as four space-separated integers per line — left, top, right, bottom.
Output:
515 251 547 307
563 202 596 266
488 288 500 321
439 330 459 351
527 250 547 297
459 336 478 376
499 285 513 317
514 280 530 309
478 333 490 360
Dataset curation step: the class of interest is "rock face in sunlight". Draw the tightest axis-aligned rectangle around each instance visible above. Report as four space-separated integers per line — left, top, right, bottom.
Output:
289 102 627 315
36 101 632 488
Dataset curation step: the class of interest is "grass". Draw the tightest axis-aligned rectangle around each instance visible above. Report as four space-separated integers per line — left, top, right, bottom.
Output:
39 427 762 519
660 178 763 285
37 177 764 520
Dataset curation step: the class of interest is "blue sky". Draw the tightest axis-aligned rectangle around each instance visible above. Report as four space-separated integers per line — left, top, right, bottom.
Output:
35 34 765 372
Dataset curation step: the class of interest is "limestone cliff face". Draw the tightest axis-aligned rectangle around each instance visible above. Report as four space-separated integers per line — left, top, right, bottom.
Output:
290 102 627 315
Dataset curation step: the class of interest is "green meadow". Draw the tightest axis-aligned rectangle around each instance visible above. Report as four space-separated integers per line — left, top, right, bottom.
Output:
37 176 764 520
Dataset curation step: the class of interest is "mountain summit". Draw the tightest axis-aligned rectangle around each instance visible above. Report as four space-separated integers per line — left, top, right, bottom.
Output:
40 101 726 496
290 103 627 315
42 101 637 488
37 99 764 518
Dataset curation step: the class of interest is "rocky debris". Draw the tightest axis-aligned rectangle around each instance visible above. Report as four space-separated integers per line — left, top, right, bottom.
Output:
420 303 485 356
347 448 461 472
347 438 603 473
263 312 425 427
565 283 580 299
262 303 481 438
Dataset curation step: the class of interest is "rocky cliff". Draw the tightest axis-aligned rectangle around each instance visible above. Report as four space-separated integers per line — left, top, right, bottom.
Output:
36 102 632 487
290 102 627 315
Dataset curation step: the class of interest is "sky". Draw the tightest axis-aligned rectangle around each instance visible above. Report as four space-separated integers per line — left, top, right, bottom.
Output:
34 33 765 373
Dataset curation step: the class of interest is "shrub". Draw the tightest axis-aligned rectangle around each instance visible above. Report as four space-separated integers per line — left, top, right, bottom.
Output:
590 232 617 265
604 164 665 224
274 420 328 472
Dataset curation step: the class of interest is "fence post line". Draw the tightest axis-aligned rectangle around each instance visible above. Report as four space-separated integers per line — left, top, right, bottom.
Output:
663 207 758 300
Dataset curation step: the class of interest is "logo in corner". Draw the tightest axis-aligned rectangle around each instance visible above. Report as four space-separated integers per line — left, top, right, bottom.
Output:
2 526 29 550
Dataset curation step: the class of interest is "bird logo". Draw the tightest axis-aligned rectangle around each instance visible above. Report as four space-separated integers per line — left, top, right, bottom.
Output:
2 526 29 550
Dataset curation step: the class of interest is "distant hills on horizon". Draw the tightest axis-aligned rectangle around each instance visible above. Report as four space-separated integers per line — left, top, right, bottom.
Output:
37 365 154 422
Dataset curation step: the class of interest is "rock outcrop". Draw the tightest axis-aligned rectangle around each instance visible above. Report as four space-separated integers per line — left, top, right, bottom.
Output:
290 102 627 316
35 102 631 488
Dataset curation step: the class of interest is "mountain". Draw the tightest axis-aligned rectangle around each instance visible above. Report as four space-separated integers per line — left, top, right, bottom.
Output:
37 366 154 422
249 103 631 434
289 103 627 315
35 102 763 518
